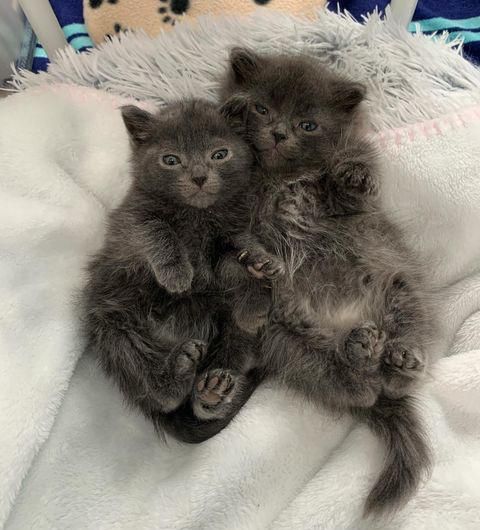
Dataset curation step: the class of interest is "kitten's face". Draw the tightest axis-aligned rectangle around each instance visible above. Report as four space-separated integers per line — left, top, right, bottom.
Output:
121 101 252 208
221 49 365 172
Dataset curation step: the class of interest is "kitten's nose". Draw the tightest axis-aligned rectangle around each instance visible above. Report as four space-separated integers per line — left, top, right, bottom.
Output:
273 129 288 145
192 175 207 188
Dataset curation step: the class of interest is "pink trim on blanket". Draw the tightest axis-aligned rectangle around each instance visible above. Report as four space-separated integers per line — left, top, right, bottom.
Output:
374 104 480 148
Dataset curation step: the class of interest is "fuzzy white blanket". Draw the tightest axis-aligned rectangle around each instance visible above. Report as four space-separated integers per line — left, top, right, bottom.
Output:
2 10 480 530
1 82 479 530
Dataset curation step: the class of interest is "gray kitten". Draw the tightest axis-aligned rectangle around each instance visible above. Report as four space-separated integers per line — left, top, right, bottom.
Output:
220 49 436 515
83 100 266 443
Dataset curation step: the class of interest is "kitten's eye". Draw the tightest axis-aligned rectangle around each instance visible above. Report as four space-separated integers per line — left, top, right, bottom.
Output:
255 104 269 116
299 121 318 132
162 155 181 166
211 149 229 161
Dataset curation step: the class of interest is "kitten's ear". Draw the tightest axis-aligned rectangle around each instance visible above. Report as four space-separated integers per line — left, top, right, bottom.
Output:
219 95 248 133
332 80 366 112
229 47 261 84
121 105 155 144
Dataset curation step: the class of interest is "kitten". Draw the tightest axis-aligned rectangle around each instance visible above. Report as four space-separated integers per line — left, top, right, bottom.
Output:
83 100 266 443
220 49 436 515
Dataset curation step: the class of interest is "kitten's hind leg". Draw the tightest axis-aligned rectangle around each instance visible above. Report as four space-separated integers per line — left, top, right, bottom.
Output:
191 319 263 421
380 275 430 398
263 296 383 409
159 317 263 442
340 321 386 368
93 318 206 418
382 341 425 399
154 338 207 413
192 369 249 420
158 369 261 444
312 322 384 409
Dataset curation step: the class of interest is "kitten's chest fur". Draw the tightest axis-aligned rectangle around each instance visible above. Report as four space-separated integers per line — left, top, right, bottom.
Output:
173 201 250 291
253 173 353 264
173 210 225 290
252 172 383 314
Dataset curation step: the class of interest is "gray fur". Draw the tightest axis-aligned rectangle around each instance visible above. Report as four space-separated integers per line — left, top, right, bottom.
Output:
220 49 435 515
83 100 264 443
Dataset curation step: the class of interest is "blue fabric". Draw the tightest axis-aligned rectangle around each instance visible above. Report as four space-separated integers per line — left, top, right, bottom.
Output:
32 0 93 73
331 1 480 65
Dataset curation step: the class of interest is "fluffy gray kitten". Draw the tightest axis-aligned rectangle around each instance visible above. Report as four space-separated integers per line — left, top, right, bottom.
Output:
83 100 266 443
219 49 436 515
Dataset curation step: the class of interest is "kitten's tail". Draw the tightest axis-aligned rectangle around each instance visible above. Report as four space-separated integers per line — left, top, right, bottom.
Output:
355 394 431 516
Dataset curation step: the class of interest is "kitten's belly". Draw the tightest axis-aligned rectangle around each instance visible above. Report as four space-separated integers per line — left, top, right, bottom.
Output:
314 297 368 331
291 260 375 331
257 192 386 330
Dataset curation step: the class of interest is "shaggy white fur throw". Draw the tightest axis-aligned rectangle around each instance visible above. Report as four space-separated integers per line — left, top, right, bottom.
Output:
12 9 480 130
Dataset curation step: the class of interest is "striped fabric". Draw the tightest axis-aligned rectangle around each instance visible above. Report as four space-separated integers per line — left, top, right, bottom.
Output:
33 0 93 72
333 1 480 64
409 16 480 45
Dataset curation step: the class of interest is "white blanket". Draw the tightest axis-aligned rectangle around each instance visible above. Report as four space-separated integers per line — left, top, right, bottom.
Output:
1 85 480 530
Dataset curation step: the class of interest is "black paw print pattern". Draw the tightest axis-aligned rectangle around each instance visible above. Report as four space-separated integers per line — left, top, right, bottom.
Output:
89 0 122 38
104 21 123 39
158 0 189 26
89 0 118 7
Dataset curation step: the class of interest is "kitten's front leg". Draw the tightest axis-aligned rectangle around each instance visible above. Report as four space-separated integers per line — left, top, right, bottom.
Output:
379 275 430 398
330 141 378 197
215 238 275 333
135 220 194 293
233 233 285 281
151 258 194 294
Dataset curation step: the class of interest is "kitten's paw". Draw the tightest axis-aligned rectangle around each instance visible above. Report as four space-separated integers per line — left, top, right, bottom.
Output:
383 341 425 371
175 339 207 371
335 160 378 196
381 341 425 398
192 369 242 420
341 321 385 367
154 262 194 294
174 339 207 376
237 249 285 280
154 340 206 413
